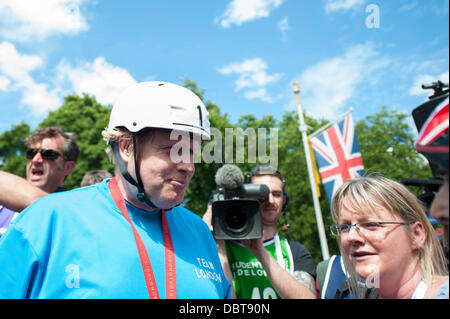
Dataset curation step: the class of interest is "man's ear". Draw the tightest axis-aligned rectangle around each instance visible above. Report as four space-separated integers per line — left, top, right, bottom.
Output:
118 136 133 163
64 161 76 177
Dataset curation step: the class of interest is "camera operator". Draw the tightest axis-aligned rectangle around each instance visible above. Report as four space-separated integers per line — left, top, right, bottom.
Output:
204 165 316 299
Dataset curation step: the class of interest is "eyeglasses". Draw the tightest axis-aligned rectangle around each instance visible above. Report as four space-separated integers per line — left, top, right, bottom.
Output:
26 148 64 161
329 221 411 237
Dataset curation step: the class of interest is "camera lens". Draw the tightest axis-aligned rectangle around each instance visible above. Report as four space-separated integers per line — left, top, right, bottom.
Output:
225 210 247 231
212 199 261 240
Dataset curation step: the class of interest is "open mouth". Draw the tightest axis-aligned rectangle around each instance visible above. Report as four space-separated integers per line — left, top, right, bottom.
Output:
30 167 44 179
32 168 43 175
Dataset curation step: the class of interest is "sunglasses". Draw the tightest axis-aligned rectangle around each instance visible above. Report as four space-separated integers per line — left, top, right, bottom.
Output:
26 148 64 161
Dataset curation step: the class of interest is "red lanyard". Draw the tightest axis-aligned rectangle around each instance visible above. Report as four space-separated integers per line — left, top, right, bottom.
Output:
108 177 177 299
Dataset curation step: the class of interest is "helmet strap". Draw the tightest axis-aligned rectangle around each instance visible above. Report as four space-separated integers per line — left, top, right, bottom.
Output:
109 135 158 210
131 133 158 209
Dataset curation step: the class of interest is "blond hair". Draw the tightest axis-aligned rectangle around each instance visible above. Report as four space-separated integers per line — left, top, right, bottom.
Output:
101 127 155 164
101 127 131 164
331 175 448 298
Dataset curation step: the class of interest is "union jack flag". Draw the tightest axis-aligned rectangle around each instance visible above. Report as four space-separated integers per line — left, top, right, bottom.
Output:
309 113 364 204
415 96 449 154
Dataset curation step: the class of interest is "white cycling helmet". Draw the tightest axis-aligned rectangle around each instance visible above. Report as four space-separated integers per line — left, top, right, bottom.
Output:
108 81 210 140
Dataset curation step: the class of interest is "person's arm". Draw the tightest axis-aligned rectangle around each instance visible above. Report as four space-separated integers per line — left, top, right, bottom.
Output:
242 238 317 299
0 171 48 212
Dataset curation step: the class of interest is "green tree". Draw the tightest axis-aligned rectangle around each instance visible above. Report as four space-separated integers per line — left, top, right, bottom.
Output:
356 106 432 183
0 122 30 176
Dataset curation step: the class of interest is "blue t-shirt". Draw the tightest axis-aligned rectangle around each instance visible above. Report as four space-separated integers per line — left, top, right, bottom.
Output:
0 179 231 299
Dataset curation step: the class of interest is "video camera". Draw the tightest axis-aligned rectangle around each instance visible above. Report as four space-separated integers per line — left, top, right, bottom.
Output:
211 164 269 240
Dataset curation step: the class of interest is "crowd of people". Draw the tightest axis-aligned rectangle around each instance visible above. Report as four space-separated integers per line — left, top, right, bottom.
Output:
0 80 448 299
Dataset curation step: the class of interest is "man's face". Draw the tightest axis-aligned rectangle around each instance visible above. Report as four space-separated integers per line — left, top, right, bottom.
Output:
251 175 286 227
26 136 71 193
132 130 199 210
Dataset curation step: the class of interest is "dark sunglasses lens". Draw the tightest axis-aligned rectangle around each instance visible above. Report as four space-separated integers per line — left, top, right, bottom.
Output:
41 149 60 160
26 148 61 160
26 148 39 160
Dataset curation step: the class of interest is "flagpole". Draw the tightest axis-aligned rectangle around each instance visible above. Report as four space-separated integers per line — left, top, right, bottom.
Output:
291 82 330 261
309 107 355 139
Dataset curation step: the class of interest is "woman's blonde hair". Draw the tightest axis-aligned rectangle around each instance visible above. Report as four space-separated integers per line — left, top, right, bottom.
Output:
331 175 448 298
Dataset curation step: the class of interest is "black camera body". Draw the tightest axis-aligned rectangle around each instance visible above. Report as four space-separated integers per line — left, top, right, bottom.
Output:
211 184 269 240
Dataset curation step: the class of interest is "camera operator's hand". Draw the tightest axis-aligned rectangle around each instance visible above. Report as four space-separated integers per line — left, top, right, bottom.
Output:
241 238 265 256
241 236 316 299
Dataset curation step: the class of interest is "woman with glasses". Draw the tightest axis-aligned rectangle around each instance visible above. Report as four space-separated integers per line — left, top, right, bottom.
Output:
330 175 448 299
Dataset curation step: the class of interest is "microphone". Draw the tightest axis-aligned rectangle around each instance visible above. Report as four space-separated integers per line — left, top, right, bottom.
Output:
214 164 269 200
215 164 245 190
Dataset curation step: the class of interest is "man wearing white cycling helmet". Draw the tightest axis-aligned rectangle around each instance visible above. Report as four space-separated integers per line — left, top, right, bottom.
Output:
104 81 211 211
0 81 231 299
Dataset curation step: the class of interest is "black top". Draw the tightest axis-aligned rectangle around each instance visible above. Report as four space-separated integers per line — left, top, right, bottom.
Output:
287 240 316 277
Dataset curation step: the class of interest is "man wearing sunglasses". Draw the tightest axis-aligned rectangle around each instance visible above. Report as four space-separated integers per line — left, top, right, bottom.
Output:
24 126 79 193
0 126 79 237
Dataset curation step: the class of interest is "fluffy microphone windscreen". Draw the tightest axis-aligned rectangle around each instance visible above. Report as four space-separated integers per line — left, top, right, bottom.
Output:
214 164 245 189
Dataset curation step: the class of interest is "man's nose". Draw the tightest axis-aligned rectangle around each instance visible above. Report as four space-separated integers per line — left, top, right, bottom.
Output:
267 193 276 204
29 151 43 163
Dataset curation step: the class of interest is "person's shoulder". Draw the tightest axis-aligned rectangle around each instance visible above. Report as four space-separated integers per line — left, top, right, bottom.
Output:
284 237 316 275
170 205 211 232
286 238 312 254
54 179 109 199
16 181 109 223
171 205 203 221
9 180 111 245
434 277 449 299
46 179 109 202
